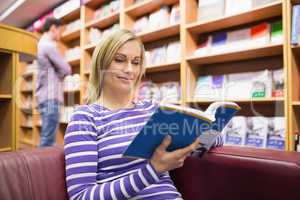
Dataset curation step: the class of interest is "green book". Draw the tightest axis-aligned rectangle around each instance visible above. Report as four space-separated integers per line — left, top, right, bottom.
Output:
271 20 283 44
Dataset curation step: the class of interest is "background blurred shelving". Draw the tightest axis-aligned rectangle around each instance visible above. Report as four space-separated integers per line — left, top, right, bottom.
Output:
15 0 300 152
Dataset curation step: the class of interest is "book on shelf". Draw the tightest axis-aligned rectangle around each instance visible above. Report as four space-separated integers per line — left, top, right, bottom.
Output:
166 41 181 63
251 22 270 45
271 20 283 44
227 28 251 51
53 0 80 19
211 32 228 54
198 0 225 22
291 4 300 45
123 101 241 159
148 6 170 31
245 117 268 148
253 0 280 8
225 0 252 16
223 116 247 146
251 70 272 98
266 117 285 150
223 116 286 150
272 68 284 97
170 3 180 25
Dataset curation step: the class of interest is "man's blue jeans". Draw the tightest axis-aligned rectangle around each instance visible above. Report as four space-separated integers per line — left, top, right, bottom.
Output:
38 99 61 147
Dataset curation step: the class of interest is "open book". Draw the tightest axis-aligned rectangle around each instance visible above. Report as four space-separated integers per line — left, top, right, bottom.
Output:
123 102 241 159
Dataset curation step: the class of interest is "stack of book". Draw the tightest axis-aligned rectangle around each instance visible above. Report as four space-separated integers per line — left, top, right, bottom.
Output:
291 4 300 45
194 20 282 56
63 74 81 91
63 19 81 34
64 46 81 62
93 0 120 19
223 116 285 150
145 41 181 66
53 0 80 19
197 0 279 22
194 69 284 100
133 3 180 34
137 80 181 103
60 106 76 124
88 24 120 45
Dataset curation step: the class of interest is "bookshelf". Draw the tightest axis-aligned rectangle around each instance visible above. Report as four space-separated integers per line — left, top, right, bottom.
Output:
287 0 300 151
0 23 37 151
15 0 299 151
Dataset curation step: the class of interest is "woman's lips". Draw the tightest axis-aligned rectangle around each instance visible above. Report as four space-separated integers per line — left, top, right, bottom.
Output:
117 75 133 83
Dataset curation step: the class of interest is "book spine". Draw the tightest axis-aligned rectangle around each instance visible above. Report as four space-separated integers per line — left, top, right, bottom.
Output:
291 5 300 45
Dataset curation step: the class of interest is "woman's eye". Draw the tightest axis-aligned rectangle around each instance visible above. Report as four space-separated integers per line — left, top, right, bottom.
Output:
132 60 140 65
114 57 125 63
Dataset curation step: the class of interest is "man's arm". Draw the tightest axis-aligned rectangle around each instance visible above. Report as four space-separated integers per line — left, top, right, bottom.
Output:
46 44 71 78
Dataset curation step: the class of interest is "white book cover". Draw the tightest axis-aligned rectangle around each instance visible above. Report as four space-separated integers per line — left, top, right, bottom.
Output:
133 16 148 34
170 3 180 25
251 70 272 98
198 0 225 22
160 82 181 102
166 41 181 62
223 116 247 146
245 117 268 148
225 0 252 16
194 75 214 99
267 117 285 150
227 28 251 51
226 72 258 99
194 36 212 56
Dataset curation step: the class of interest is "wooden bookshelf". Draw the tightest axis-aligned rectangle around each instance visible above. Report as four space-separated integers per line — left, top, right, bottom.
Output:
186 43 283 65
60 7 81 24
186 1 282 34
287 0 300 151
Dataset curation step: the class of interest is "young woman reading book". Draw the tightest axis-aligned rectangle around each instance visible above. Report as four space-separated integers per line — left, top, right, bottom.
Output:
64 29 223 200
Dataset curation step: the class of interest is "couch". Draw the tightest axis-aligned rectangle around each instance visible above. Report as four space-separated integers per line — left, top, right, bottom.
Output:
0 146 299 200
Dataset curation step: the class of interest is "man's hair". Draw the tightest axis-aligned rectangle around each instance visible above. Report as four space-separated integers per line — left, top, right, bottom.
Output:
42 17 61 32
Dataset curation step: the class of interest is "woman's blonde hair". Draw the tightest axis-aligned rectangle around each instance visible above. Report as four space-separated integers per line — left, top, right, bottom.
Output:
86 29 146 104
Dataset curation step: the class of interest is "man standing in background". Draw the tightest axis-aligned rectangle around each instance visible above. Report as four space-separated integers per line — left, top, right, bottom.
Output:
36 17 71 147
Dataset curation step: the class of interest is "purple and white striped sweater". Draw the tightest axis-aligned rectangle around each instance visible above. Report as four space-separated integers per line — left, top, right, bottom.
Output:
64 101 223 200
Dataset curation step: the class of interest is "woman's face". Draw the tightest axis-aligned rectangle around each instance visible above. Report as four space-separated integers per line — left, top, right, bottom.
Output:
103 40 142 95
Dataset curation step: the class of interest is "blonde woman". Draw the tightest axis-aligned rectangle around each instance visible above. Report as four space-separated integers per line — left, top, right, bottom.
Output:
64 29 222 199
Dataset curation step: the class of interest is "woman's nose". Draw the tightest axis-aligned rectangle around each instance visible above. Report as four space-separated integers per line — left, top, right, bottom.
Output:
124 62 133 73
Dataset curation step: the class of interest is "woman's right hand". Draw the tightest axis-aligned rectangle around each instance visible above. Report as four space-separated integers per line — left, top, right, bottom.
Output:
150 135 201 174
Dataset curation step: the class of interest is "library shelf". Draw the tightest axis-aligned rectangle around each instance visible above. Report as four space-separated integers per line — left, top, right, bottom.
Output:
64 89 80 93
186 43 283 65
21 89 33 93
83 43 97 52
20 125 33 129
0 147 12 152
83 0 106 9
186 1 282 34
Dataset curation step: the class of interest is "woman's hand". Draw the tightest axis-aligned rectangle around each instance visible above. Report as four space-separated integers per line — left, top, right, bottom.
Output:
150 135 201 173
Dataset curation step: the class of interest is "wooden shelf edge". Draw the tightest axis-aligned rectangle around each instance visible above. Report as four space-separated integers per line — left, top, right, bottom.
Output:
187 97 285 104
0 94 12 99
186 1 282 34
187 43 283 65
0 147 13 152
66 58 81 66
125 0 179 17
86 12 119 29
59 7 81 24
292 101 300 106
136 23 180 43
145 61 180 73
61 29 81 42
64 89 80 93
